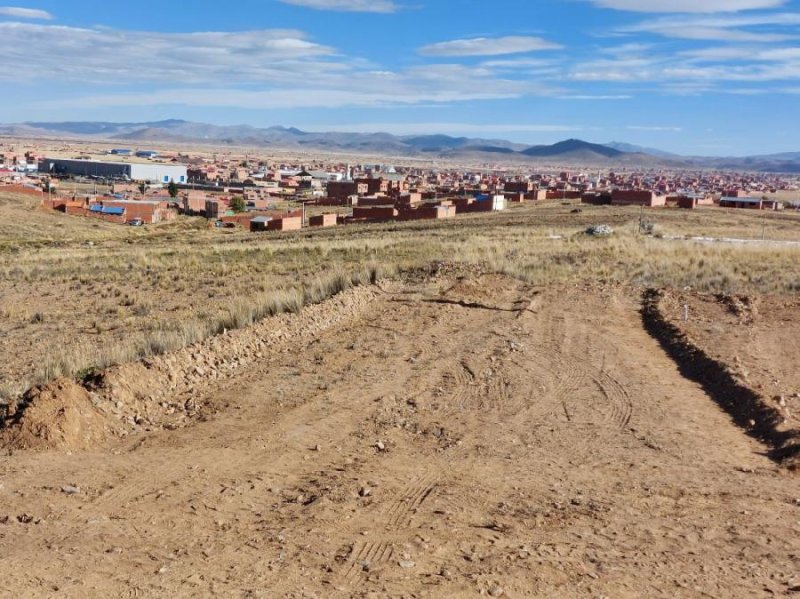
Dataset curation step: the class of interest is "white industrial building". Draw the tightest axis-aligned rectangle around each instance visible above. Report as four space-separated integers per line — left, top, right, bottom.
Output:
39 158 187 183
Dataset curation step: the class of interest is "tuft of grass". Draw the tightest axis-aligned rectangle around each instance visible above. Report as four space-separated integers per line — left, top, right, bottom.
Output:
30 264 389 388
4 199 800 396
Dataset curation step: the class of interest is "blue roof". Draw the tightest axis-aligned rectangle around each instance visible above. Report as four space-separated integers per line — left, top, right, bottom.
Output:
89 204 125 215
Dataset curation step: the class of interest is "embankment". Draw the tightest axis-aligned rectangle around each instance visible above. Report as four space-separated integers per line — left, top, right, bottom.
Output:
641 288 799 468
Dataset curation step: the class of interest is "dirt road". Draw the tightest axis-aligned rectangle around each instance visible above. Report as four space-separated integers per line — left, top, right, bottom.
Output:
1 274 798 598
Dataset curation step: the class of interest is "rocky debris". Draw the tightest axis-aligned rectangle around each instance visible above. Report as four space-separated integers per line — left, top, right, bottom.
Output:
61 485 81 495
398 560 415 569
585 224 613 237
488 585 505 597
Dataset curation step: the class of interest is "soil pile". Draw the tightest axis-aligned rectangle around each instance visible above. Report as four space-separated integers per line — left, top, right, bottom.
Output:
1 379 118 451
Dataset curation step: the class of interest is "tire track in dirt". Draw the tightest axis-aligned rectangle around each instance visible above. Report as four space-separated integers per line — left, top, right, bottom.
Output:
333 470 440 589
341 541 395 588
592 369 634 430
385 472 439 528
538 305 635 432
93 458 188 511
512 299 637 466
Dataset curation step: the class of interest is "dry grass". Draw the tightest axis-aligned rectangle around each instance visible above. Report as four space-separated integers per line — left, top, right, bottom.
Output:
30 263 391 386
2 191 800 397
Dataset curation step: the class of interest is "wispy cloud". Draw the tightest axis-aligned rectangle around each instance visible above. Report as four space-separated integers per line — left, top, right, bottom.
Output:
276 0 399 12
617 12 800 41
419 36 561 57
0 21 561 106
0 23 337 84
560 94 632 100
0 6 52 19
588 0 785 13
37 88 529 111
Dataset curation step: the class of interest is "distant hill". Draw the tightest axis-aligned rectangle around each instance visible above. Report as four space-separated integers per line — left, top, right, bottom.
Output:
522 139 623 159
603 141 679 159
1 119 799 172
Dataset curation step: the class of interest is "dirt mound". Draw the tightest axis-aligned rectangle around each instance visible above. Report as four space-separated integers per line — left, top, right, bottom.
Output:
0 379 118 451
642 288 799 466
717 293 759 324
1 278 799 597
1 284 383 449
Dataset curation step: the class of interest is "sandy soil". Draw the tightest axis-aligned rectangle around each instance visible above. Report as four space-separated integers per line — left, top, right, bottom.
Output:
663 291 800 426
0 274 798 598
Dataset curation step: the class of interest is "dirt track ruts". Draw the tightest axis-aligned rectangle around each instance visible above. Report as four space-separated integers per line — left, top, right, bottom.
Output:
0 274 798 598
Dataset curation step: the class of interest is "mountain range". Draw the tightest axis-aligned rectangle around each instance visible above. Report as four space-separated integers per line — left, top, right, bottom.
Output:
2 119 799 173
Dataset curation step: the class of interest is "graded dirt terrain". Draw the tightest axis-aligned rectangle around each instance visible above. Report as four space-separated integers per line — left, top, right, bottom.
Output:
0 273 798 598
659 290 800 431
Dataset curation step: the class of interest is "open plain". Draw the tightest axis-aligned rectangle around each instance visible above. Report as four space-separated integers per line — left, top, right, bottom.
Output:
0 191 799 598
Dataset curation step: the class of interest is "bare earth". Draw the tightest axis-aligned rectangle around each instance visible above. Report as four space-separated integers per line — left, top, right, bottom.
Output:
1 274 798 598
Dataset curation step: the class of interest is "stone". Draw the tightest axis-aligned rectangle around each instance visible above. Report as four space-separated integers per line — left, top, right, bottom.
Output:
61 485 81 495
399 560 415 569
585 224 613 237
488 586 504 597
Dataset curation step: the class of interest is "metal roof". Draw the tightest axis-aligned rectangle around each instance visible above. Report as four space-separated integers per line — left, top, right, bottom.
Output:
89 204 125 215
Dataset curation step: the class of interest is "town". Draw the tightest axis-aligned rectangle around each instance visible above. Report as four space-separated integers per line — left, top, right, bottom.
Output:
4 0 800 595
2 140 799 232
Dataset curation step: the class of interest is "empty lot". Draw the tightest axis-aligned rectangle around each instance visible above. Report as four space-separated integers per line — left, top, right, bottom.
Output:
1 273 797 598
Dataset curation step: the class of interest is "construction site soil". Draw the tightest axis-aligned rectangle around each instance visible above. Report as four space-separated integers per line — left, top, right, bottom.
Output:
0 272 798 598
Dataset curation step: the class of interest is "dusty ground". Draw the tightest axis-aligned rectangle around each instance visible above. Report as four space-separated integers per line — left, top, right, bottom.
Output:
1 273 798 598
662 290 800 423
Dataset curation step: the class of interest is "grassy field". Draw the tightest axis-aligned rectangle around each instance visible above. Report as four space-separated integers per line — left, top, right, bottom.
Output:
1 189 799 398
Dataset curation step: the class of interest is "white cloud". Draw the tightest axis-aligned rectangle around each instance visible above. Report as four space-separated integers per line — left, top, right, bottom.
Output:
0 19 573 113
589 0 785 13
560 94 632 99
0 22 337 84
0 6 52 19
419 36 561 57
276 0 399 12
618 12 800 41
480 58 555 68
38 88 528 111
684 46 800 62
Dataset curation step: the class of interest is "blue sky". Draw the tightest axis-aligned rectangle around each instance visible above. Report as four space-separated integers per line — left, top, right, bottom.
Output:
1 0 799 155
